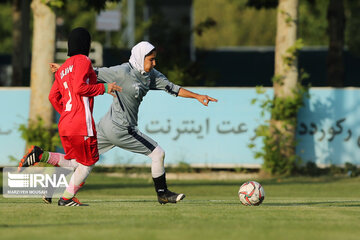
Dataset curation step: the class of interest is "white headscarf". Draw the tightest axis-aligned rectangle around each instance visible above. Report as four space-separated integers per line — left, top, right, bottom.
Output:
129 41 155 74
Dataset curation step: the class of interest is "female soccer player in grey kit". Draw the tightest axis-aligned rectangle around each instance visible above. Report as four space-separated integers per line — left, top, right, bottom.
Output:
94 41 218 204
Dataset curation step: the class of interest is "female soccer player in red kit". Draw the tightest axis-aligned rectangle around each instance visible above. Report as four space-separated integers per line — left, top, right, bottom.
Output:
19 27 122 206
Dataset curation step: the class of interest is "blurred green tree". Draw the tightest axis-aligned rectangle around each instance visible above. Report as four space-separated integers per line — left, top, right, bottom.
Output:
11 0 30 86
327 0 345 87
346 0 360 55
0 0 31 86
55 0 126 48
269 0 302 175
29 0 57 130
1 0 358 53
0 1 12 54
1 0 359 89
249 0 305 175
194 0 277 48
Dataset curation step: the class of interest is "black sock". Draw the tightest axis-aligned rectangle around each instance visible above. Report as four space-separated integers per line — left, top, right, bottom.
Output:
152 173 167 195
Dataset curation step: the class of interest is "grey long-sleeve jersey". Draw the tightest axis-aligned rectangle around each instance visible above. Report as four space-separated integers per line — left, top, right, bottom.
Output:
96 62 181 128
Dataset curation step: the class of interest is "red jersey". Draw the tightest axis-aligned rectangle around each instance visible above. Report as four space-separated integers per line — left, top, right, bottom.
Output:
49 54 105 137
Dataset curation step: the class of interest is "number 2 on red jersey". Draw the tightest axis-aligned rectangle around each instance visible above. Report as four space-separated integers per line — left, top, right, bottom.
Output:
63 81 72 111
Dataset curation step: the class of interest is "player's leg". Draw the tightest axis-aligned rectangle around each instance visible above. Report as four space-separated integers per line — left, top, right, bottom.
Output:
148 145 185 204
41 136 81 204
58 164 92 206
18 136 80 170
42 152 79 168
148 145 165 178
58 135 98 206
19 148 78 169
19 138 81 203
104 124 185 204
96 121 116 155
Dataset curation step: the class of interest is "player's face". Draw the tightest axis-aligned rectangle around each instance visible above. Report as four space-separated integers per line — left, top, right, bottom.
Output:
144 51 157 72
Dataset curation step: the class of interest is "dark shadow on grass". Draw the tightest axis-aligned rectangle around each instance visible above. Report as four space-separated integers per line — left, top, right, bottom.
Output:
0 201 42 204
254 177 345 186
80 178 347 192
264 200 360 207
0 221 117 229
82 180 259 191
80 181 255 192
88 199 156 203
82 182 151 191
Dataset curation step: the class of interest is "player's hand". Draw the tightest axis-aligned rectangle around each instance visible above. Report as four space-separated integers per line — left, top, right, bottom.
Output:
107 82 122 97
49 63 60 73
197 95 218 106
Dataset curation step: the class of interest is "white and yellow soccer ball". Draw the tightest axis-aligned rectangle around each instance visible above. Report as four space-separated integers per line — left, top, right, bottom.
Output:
238 181 265 206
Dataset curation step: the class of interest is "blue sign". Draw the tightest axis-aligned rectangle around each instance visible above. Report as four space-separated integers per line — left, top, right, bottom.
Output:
297 88 360 166
0 88 30 166
94 88 264 167
1 87 360 167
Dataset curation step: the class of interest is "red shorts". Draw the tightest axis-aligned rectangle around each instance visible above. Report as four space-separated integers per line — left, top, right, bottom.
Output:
60 135 99 166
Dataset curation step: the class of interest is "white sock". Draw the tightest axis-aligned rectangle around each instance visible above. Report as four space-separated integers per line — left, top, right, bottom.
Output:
148 146 165 178
63 163 93 199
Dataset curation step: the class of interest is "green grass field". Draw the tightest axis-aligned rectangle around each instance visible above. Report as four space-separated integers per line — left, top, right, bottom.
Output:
1 172 360 240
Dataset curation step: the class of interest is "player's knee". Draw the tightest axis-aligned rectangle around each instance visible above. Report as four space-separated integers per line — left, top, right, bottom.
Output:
159 146 165 159
149 146 165 162
155 146 165 160
70 159 80 168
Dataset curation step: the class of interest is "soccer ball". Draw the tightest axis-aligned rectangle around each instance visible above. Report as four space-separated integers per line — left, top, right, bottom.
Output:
238 181 265 206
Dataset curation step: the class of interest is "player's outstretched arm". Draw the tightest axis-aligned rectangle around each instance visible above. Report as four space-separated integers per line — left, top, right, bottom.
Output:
178 88 218 106
49 62 122 97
